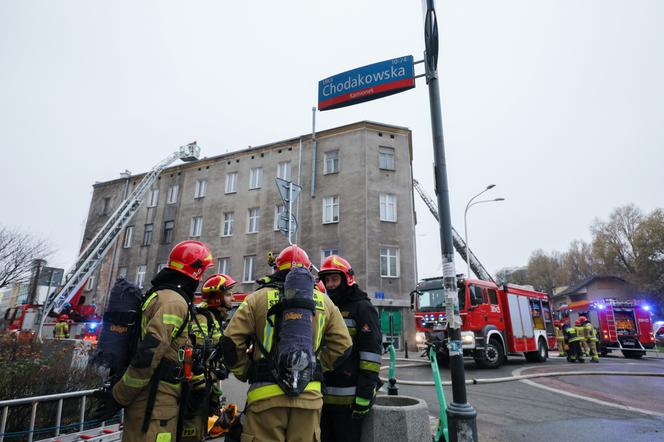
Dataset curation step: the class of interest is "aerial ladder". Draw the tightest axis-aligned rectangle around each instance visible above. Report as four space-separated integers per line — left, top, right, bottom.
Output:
37 142 201 340
412 179 495 283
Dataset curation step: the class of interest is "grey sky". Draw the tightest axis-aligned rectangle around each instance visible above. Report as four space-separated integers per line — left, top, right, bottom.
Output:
1 1 662 282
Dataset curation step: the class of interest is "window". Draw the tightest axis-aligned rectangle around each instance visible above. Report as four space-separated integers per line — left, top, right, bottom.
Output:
218 257 230 275
324 150 340 174
321 248 339 265
222 212 235 236
148 189 159 207
118 267 128 280
277 161 291 181
322 196 339 224
379 247 399 277
163 220 174 244
247 208 260 233
274 205 286 230
470 285 485 306
225 173 238 193
167 185 179 204
143 224 153 246
379 146 395 170
243 256 256 282
190 216 203 237
379 193 397 222
101 197 111 215
488 289 498 305
123 226 133 248
136 265 147 288
85 275 95 292
194 179 207 199
249 167 263 189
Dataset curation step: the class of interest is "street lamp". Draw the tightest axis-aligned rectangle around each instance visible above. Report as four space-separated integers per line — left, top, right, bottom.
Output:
464 185 504 280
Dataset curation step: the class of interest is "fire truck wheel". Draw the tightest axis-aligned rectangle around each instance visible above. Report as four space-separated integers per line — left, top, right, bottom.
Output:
474 337 504 369
622 350 644 359
525 338 548 363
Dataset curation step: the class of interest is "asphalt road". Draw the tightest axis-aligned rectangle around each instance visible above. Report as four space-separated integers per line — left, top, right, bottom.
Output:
217 351 664 441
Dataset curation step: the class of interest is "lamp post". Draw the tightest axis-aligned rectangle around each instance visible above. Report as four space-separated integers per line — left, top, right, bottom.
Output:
463 185 504 279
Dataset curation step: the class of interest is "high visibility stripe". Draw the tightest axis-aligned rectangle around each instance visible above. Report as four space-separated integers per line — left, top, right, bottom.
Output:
316 313 326 351
359 351 382 363
355 396 371 406
156 432 172 442
323 395 355 405
324 386 356 396
359 361 382 373
313 291 325 310
247 381 321 404
344 318 356 327
142 292 158 311
169 260 184 270
348 327 357 336
122 372 150 388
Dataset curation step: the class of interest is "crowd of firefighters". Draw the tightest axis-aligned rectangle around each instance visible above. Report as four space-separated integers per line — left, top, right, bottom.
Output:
554 316 600 363
92 240 382 442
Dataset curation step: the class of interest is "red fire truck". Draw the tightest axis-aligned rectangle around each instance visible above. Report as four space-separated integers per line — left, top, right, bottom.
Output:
412 277 557 368
557 299 655 358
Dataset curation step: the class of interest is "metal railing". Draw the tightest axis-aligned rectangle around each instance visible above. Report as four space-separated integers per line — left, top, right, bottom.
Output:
0 389 102 442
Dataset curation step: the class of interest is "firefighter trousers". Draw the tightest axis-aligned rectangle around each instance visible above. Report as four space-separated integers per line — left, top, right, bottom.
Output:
587 339 599 361
242 406 321 442
122 400 178 442
556 339 567 356
580 340 589 356
321 407 363 442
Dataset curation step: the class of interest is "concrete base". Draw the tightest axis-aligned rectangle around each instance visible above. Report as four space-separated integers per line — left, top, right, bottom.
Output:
361 395 430 442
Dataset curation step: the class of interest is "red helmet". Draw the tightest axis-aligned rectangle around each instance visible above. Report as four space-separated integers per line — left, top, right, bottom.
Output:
202 274 237 295
167 240 214 281
275 245 311 271
575 319 581 326
58 314 69 322
553 320 561 327
315 280 327 293
578 316 588 323
318 255 355 286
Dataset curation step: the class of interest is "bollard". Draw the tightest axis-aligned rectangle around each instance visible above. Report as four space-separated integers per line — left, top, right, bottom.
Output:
361 395 430 442
387 314 398 395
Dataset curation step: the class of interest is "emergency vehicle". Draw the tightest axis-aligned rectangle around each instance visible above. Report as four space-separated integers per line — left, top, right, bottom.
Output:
412 277 556 368
557 299 655 358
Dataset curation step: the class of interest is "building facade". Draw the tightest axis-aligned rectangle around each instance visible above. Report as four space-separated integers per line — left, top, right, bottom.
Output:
82 121 418 348
551 276 637 310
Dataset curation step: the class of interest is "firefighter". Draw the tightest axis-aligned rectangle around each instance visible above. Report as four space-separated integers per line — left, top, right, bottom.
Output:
53 314 70 339
181 273 237 442
575 318 589 357
563 320 585 363
581 316 600 363
219 245 352 442
553 320 566 357
98 241 214 442
318 255 383 442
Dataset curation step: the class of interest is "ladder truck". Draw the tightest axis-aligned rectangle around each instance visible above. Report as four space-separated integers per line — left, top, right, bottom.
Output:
36 142 201 340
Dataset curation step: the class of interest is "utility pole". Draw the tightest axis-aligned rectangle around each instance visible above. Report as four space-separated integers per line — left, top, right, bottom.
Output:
423 1 478 440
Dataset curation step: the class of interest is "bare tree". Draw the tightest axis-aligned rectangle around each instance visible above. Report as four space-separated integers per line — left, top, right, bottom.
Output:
0 225 53 289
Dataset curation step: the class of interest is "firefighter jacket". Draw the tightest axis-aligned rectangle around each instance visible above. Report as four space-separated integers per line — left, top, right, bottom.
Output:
112 288 190 412
574 325 586 341
323 284 383 410
54 321 69 339
583 321 598 341
189 306 223 389
554 326 564 341
563 324 583 343
221 284 352 414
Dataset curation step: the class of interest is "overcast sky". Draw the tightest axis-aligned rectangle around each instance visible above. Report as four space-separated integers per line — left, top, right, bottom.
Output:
1 1 662 282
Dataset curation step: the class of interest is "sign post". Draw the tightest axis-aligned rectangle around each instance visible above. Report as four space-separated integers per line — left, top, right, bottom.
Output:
275 178 302 243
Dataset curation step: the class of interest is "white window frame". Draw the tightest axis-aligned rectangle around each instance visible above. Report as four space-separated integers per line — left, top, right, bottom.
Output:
136 265 147 288
274 205 286 231
148 188 159 207
163 220 174 244
225 173 238 193
143 223 154 246
218 257 230 275
322 196 339 224
320 248 339 265
247 208 260 233
123 226 133 248
277 161 291 181
190 216 203 237
194 179 207 199
380 247 400 278
222 212 235 237
379 146 396 170
324 150 340 174
243 255 256 282
379 193 397 222
118 267 128 280
167 185 179 204
249 167 263 189
85 275 95 292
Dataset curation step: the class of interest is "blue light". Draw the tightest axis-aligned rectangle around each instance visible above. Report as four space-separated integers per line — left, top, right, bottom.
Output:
643 305 651 311
597 304 606 310
89 323 98 330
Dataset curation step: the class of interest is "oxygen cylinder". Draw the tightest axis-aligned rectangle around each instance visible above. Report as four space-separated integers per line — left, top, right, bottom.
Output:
274 266 316 396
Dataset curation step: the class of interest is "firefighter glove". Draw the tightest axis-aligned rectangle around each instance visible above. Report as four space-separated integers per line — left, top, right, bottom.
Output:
91 387 122 422
351 396 372 420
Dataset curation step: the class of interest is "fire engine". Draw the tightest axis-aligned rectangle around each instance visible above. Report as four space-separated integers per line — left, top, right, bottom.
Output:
412 277 557 368
557 299 655 358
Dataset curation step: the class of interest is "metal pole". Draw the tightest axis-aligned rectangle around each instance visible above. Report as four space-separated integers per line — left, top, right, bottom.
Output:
79 395 86 431
424 1 477 440
28 402 37 442
1 406 8 442
296 138 303 244
310 107 317 197
55 398 63 437
288 182 293 244
463 187 495 279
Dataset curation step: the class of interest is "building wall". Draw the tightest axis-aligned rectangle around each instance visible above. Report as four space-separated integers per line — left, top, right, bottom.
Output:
82 122 418 344
552 277 636 309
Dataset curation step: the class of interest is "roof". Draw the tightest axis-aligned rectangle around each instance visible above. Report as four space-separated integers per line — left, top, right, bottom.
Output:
554 276 628 298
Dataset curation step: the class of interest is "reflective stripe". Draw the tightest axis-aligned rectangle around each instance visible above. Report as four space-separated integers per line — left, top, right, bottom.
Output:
359 361 382 373
323 395 355 405
247 381 321 404
355 396 371 406
263 316 274 355
142 292 158 311
169 260 184 270
359 351 382 363
348 327 357 336
122 372 150 388
313 291 325 310
315 313 326 351
156 432 172 442
324 386 356 396
344 318 356 327
163 314 184 328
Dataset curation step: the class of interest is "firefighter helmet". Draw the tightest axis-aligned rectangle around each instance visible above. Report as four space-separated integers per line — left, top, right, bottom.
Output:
553 320 561 327
578 315 588 323
575 319 581 326
318 255 356 286
167 240 214 281
275 244 311 271
202 274 237 308
58 314 69 322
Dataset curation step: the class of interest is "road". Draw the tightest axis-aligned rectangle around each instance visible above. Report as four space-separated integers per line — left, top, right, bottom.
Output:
218 351 664 441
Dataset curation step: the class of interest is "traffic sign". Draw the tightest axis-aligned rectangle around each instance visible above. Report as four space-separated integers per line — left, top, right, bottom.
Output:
275 178 302 204
277 212 298 237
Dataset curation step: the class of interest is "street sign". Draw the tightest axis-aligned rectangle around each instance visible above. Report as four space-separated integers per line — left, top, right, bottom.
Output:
277 212 298 236
38 267 64 286
275 178 302 204
318 56 415 111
